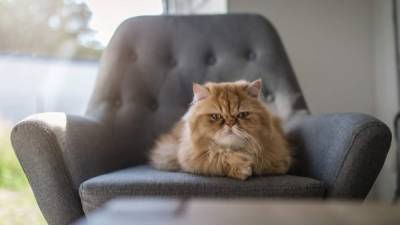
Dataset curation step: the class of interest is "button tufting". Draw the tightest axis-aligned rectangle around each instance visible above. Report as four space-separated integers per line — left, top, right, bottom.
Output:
151 101 158 111
265 94 275 102
206 54 216 65
114 99 122 107
246 50 256 60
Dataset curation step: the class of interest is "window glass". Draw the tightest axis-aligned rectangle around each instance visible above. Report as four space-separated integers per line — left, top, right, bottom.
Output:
0 1 162 224
166 0 227 14
0 1 227 224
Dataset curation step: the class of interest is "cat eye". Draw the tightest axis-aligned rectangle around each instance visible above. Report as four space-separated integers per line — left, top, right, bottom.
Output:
210 113 222 121
236 112 250 119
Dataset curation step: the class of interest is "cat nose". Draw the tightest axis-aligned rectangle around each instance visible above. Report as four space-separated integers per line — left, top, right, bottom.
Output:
225 119 236 127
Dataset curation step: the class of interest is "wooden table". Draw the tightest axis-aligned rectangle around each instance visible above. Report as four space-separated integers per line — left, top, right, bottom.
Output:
75 198 400 225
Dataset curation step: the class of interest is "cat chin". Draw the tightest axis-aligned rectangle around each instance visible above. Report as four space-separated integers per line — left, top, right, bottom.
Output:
214 134 245 149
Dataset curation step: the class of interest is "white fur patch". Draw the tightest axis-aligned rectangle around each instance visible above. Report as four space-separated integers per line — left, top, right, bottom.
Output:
215 133 245 149
182 109 192 121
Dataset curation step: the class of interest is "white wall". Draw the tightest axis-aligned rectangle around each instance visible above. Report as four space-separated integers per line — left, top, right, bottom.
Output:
229 0 398 201
228 0 375 115
371 0 398 201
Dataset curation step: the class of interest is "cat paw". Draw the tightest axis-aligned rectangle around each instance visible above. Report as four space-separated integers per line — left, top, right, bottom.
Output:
228 165 252 180
225 152 253 180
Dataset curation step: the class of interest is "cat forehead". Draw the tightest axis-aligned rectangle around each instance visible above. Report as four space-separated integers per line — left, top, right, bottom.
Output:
205 83 249 96
198 93 253 113
191 80 261 113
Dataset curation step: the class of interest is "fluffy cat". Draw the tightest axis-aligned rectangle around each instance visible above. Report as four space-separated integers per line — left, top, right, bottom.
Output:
149 79 292 180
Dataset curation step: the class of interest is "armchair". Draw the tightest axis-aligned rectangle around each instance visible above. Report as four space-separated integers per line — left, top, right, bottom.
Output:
11 14 391 225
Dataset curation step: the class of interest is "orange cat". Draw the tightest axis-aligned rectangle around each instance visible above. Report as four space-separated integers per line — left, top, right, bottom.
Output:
149 79 292 180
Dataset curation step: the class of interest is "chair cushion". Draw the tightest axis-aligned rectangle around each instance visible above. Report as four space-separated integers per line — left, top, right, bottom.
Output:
79 165 326 213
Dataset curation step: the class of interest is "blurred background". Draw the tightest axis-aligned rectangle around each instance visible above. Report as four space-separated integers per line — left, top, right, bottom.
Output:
0 1 397 225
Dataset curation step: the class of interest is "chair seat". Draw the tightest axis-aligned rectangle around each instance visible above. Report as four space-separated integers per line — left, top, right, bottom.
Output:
79 165 326 213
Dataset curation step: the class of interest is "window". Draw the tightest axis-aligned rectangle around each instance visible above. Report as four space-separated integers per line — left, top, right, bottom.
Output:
0 0 227 123
165 0 227 14
0 1 227 223
0 0 163 122
0 1 163 224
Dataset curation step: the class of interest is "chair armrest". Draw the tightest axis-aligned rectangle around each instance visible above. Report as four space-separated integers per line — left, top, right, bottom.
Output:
11 113 120 225
285 113 392 199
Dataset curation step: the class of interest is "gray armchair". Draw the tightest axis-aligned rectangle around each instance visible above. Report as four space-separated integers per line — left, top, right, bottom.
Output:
11 14 391 225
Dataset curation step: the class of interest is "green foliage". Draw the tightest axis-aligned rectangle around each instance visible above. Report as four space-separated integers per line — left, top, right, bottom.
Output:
0 129 29 190
0 127 47 225
0 188 47 225
0 0 102 60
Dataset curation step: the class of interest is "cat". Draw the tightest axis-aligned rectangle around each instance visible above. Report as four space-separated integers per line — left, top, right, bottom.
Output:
149 79 292 180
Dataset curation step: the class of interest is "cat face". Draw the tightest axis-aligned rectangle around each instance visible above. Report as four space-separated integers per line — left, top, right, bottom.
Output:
187 79 271 150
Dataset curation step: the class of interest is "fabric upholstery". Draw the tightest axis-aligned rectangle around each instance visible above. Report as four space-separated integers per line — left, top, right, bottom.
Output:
79 165 325 213
286 113 391 199
10 14 392 225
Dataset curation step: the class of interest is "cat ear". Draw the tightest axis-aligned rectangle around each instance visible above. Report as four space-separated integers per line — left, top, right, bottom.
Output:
192 83 209 102
247 79 262 97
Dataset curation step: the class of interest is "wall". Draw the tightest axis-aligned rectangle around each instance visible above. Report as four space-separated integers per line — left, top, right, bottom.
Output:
371 0 398 201
228 0 375 115
229 0 398 201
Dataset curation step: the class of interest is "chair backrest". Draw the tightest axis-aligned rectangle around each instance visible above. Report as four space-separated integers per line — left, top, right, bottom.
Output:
86 14 308 165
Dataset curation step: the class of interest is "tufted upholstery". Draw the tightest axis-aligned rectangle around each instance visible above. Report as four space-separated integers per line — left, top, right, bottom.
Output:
86 14 308 166
11 14 391 225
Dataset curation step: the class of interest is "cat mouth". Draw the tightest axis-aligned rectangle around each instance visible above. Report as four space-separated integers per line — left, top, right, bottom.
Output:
225 129 234 135
223 126 237 134
214 131 245 148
